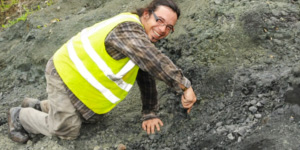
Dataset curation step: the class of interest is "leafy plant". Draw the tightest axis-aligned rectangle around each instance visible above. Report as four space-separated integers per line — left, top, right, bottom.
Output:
46 0 53 6
0 0 19 12
1 4 33 28
1 0 43 29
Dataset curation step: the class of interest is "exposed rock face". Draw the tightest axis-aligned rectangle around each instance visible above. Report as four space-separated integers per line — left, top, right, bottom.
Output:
0 0 299 149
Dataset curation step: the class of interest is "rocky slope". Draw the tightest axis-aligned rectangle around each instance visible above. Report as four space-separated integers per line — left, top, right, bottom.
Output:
0 0 300 149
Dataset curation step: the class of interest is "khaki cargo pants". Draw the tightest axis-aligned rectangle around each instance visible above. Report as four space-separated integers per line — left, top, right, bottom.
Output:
19 58 81 139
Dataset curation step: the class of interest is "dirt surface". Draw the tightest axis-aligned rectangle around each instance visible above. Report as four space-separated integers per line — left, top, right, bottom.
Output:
0 0 300 149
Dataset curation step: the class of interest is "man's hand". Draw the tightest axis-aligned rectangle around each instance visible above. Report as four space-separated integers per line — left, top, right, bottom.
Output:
142 118 163 134
181 87 197 113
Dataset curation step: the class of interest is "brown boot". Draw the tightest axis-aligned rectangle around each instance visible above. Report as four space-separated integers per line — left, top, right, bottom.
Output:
21 98 41 111
7 107 29 143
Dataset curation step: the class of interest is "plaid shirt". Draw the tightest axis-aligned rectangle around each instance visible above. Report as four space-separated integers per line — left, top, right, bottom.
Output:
57 21 191 121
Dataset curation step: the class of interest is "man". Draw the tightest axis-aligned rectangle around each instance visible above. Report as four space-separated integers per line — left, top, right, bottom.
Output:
7 0 196 143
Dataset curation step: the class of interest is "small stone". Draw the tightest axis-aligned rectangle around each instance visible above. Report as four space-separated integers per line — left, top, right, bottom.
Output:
214 0 223 4
277 108 284 114
260 99 268 105
249 106 258 113
234 127 247 136
245 101 251 106
291 105 300 115
271 9 281 16
93 146 101 150
290 116 295 122
270 17 278 22
218 102 225 110
238 137 242 142
216 126 227 134
179 144 189 150
216 122 223 127
77 7 86 15
149 134 161 140
226 119 233 125
19 72 28 81
225 125 236 131
281 11 288 16
274 33 284 39
273 39 283 45
256 102 263 107
250 100 257 105
26 140 33 146
254 114 262 119
292 66 300 77
227 133 235 140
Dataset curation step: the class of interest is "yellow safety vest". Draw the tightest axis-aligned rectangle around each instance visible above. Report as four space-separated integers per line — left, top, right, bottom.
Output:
53 13 142 114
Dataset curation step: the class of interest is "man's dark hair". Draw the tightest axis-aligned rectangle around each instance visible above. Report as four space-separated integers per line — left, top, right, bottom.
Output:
134 0 180 19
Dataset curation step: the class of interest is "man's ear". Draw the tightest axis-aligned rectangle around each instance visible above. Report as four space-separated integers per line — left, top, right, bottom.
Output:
143 9 150 19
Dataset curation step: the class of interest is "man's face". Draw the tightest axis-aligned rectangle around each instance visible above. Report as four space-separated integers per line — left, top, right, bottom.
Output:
142 6 178 43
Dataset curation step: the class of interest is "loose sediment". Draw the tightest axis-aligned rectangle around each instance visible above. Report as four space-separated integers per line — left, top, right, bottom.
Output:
0 0 299 149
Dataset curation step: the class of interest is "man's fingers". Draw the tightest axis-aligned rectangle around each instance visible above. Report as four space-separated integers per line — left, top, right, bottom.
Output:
147 125 151 134
151 125 155 134
187 103 194 108
158 120 164 126
142 123 146 131
187 107 192 113
155 123 161 132
143 119 165 134
182 102 194 109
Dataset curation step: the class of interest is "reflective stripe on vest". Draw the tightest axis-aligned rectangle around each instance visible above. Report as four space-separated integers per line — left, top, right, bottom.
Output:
53 13 142 114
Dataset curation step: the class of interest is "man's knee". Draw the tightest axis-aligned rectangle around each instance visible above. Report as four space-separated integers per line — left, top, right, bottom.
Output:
49 124 81 139
40 100 49 113
49 117 82 140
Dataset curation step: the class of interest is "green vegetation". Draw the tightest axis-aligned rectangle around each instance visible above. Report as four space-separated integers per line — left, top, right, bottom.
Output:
0 0 55 30
1 5 37 28
0 0 19 12
1 5 36 28
46 0 53 6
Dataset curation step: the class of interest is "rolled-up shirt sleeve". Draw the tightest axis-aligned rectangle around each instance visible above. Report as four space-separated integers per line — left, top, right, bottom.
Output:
136 69 159 118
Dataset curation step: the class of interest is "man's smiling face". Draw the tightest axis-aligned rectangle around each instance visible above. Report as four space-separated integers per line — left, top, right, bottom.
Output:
141 6 177 43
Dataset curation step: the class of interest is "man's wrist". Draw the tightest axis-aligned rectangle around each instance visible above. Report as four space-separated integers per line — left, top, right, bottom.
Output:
141 113 159 121
182 86 188 92
179 84 189 92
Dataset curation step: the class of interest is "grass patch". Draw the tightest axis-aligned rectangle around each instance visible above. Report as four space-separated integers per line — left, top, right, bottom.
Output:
0 0 55 30
1 5 34 28
0 0 19 12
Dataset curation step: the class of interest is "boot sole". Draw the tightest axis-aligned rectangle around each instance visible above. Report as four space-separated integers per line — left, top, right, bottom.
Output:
7 108 29 143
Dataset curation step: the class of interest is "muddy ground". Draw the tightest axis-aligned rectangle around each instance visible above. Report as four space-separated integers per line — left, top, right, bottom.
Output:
0 0 300 149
